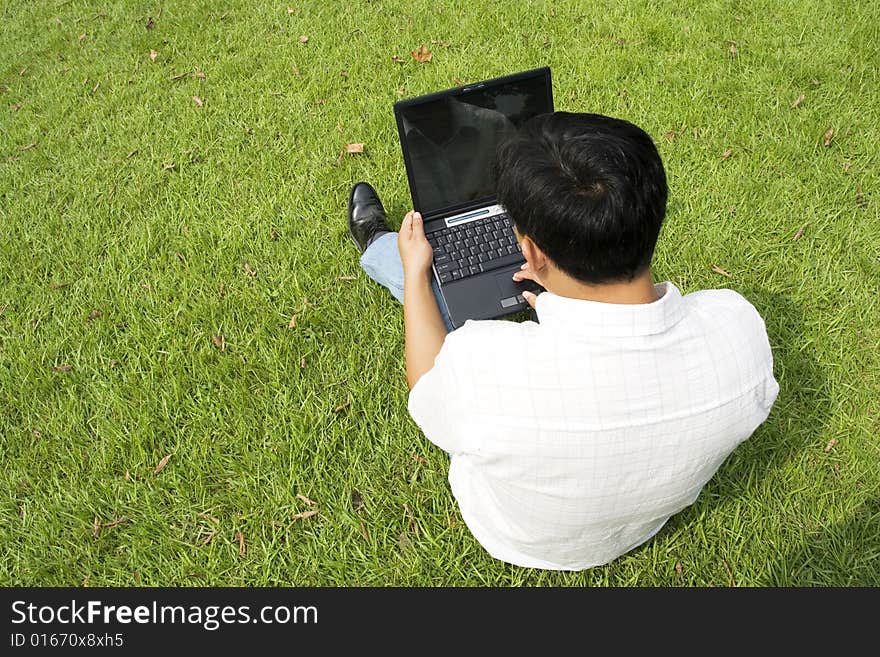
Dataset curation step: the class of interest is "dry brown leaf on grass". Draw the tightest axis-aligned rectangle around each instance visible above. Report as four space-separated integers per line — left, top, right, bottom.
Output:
411 44 432 63
664 131 676 142
359 520 369 541
824 438 838 453
20 142 37 151
193 68 206 80
298 35 309 44
711 265 732 278
351 489 364 512
299 357 306 369
52 364 72 373
146 17 155 30
792 224 807 241
296 494 316 507
212 334 226 351
50 281 71 289
11 102 22 111
192 96 204 107
334 399 351 413
790 93 805 109
287 7 296 15
723 560 737 587
235 531 246 557
728 43 738 58
103 517 130 530
91 518 132 541
675 562 683 575
154 454 171 475
336 142 365 165
404 504 419 535
78 33 87 43
243 262 257 277
201 530 219 546
823 126 834 147
412 453 428 466
291 509 318 521
720 149 733 160
287 314 297 330
337 275 355 281
86 309 102 321
149 49 158 61
391 55 404 64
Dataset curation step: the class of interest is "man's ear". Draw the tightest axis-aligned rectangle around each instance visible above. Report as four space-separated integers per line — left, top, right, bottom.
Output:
520 235 548 272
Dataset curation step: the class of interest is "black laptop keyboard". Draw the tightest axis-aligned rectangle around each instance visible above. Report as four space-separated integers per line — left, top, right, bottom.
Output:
427 213 523 284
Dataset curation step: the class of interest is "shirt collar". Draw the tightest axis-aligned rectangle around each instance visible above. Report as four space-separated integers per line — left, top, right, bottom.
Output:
534 282 684 337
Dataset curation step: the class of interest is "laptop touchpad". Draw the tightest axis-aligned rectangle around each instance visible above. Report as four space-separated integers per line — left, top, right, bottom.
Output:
494 269 543 308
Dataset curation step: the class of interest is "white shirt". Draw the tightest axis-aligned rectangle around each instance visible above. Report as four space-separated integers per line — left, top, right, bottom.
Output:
408 282 779 570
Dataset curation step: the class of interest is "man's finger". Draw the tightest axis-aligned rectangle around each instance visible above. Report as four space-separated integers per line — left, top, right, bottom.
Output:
512 269 539 284
402 211 414 233
411 211 425 236
522 291 538 309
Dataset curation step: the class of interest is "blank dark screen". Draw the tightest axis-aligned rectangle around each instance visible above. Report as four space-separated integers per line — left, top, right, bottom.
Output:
398 74 552 214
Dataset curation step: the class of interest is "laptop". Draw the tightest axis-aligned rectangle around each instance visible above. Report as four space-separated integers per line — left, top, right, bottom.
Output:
393 67 553 328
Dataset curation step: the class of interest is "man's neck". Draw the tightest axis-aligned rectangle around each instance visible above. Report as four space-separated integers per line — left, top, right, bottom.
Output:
548 268 658 305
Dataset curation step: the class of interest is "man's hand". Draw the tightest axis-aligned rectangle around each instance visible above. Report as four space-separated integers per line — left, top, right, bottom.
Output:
512 262 545 309
398 211 434 278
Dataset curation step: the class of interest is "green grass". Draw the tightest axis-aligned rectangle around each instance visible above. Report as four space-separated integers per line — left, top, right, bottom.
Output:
1 0 878 586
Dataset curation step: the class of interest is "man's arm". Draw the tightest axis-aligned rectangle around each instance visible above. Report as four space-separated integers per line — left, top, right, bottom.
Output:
398 211 447 389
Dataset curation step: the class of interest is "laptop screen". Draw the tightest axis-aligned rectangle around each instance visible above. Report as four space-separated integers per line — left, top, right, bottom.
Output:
395 68 553 216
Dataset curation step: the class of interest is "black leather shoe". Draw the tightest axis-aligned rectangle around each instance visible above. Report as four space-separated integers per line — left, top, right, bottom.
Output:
347 182 391 253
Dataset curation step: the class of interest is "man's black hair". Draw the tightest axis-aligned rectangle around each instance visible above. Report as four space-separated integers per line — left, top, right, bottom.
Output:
494 112 667 284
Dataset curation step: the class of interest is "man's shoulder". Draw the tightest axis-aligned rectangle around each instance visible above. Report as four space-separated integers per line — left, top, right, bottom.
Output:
452 316 535 337
684 287 763 319
683 286 751 306
444 317 535 354
682 287 771 344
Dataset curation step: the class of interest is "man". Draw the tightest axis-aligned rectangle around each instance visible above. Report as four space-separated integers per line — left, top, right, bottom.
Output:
347 112 779 571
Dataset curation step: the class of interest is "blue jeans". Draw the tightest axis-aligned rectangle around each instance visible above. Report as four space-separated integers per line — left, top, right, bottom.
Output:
359 232 455 332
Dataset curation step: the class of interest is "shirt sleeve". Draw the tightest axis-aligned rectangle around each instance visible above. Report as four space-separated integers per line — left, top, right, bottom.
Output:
407 330 469 455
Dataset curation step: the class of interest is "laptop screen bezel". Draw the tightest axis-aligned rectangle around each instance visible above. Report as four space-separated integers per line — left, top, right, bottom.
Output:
393 66 554 221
